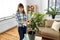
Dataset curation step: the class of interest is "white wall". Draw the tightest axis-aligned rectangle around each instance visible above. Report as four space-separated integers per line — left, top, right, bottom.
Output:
27 0 48 13
0 0 26 18
40 0 48 13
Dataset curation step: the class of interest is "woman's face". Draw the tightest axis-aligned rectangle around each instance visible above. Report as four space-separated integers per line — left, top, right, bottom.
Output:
18 7 24 13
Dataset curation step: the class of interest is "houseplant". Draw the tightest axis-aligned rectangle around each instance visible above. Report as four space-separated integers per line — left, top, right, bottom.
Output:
27 13 45 40
59 28 60 32
46 7 57 19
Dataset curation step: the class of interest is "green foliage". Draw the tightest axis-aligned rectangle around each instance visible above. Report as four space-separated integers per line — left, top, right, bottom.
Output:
28 13 45 32
46 7 57 16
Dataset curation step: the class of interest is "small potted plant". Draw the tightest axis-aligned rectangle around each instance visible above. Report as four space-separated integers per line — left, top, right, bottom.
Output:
46 7 57 19
27 13 45 40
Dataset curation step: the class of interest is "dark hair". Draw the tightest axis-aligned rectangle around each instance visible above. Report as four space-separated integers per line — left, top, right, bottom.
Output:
17 3 25 14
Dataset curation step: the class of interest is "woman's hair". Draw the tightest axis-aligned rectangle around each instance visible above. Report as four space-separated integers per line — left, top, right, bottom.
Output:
17 3 25 14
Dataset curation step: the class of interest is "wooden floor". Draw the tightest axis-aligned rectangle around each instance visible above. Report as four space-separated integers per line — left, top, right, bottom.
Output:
0 26 53 40
0 27 19 40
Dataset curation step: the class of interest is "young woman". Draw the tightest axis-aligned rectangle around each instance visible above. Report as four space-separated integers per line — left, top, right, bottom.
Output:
16 3 28 40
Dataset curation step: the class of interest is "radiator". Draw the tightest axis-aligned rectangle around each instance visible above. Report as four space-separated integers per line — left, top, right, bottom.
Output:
0 15 17 33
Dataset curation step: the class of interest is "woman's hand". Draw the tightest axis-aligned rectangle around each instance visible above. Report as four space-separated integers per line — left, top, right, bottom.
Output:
24 21 30 25
20 22 24 24
20 21 30 25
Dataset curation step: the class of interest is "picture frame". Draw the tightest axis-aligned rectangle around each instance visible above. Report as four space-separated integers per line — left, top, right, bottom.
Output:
27 5 36 14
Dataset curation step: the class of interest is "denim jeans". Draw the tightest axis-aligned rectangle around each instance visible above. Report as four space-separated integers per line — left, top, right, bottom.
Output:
18 26 27 40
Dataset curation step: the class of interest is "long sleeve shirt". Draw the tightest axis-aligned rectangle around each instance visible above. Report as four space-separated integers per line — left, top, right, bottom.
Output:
16 12 27 27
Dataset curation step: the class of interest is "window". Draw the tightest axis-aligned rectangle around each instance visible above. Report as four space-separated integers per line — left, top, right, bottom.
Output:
48 0 60 13
56 0 60 12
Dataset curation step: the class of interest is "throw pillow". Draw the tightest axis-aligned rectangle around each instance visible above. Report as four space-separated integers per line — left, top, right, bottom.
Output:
51 21 60 32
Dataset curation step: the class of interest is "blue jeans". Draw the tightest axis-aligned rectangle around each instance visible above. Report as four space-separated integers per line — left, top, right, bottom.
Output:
18 26 27 40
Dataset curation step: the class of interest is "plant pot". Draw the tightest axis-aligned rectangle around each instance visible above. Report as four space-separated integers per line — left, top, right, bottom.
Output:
52 15 55 19
59 28 60 32
28 31 35 40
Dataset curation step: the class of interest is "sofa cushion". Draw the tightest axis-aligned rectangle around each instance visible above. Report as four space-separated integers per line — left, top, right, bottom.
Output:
51 21 60 32
45 20 60 28
45 20 53 28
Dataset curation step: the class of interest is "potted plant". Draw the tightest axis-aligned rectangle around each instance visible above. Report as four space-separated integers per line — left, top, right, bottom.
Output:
46 7 57 19
59 28 60 32
27 13 45 40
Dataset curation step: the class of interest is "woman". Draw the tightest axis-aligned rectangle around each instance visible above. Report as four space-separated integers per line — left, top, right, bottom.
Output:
16 3 28 40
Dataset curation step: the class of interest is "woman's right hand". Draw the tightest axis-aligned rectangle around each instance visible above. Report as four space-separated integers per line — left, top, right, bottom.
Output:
20 22 24 24
20 21 30 25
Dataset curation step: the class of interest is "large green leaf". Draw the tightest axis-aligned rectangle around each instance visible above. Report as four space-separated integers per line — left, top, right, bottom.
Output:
28 13 45 31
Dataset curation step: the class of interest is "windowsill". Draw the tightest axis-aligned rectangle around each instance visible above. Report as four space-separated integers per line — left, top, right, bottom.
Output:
44 14 60 20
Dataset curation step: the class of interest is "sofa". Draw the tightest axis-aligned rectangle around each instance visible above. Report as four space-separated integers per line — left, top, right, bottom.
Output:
36 20 60 40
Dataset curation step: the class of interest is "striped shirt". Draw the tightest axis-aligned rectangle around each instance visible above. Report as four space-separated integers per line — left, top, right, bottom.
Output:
16 12 26 27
